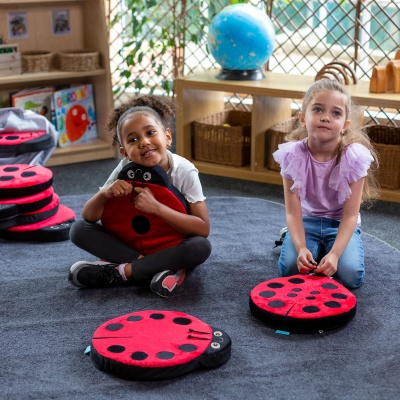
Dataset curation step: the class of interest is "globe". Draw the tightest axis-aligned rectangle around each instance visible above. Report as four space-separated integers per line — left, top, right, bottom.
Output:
207 4 276 80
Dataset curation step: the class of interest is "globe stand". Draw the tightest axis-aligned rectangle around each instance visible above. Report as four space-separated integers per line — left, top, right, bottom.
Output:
217 68 265 81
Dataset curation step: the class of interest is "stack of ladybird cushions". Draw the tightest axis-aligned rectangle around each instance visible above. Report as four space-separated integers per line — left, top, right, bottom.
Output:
0 164 75 242
0 109 75 242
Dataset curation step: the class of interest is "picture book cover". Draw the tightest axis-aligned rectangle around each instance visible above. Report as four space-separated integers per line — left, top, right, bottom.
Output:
11 87 55 124
53 84 97 147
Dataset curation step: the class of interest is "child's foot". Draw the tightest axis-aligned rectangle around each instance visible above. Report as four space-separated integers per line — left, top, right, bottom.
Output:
150 270 185 298
69 261 124 288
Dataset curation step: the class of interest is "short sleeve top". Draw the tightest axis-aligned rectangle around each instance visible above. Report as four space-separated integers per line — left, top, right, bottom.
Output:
101 151 206 203
273 139 373 221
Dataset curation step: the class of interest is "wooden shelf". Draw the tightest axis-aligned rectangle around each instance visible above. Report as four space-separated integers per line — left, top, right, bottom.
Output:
0 0 116 166
175 70 400 203
0 69 106 87
46 138 116 166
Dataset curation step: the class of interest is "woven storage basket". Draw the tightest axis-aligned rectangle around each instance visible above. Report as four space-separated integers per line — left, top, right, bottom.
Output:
192 110 251 167
59 49 100 72
363 125 400 189
21 51 53 73
265 117 299 171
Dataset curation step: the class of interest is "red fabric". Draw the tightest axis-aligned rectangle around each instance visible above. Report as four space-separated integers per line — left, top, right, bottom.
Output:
101 182 187 255
0 164 53 198
250 274 356 319
0 131 47 146
92 310 212 368
6 204 75 232
0 187 53 206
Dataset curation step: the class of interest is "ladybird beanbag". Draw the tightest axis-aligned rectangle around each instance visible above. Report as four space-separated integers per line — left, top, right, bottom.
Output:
0 131 53 153
101 162 189 255
249 274 357 333
90 310 231 380
0 164 53 199
0 191 59 229
0 204 75 242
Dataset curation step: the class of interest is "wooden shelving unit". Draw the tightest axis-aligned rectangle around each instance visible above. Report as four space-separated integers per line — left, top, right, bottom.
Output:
0 0 116 166
175 70 400 203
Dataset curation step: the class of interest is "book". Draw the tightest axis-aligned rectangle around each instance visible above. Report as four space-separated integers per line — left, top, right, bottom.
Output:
11 87 54 124
53 84 97 147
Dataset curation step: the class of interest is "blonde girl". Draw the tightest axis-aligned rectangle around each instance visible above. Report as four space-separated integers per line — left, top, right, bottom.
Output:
273 79 379 288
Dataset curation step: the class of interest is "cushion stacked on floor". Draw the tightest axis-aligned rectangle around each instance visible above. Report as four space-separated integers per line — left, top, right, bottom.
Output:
0 108 59 166
0 164 75 241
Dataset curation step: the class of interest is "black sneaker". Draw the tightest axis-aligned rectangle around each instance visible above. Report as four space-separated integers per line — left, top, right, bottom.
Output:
150 270 185 298
69 261 123 288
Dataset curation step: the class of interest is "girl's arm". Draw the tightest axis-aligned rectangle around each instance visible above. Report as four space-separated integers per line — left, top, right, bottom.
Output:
133 186 210 238
82 179 133 222
283 177 316 272
314 177 365 277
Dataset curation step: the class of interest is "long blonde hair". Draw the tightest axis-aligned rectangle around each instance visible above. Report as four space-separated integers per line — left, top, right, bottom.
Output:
286 79 380 204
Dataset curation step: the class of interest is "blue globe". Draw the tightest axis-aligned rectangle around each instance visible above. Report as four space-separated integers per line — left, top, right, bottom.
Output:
208 4 276 80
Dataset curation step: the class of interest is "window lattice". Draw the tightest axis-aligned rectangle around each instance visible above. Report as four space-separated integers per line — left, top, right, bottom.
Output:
107 0 400 124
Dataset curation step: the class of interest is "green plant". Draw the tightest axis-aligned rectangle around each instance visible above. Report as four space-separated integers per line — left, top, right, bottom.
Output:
110 0 210 96
109 0 257 97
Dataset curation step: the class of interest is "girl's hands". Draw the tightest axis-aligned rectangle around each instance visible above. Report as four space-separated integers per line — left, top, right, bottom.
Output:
104 179 132 198
133 186 159 214
313 253 338 277
104 183 161 214
297 249 338 277
297 247 318 273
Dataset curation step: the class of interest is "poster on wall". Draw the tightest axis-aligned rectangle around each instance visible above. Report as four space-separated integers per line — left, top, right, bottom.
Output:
8 11 28 39
51 10 71 36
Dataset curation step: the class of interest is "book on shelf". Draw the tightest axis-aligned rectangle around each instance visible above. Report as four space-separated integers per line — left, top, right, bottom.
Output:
53 84 97 147
11 87 55 124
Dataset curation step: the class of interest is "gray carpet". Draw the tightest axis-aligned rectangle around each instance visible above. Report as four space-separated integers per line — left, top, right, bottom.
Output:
1 195 399 400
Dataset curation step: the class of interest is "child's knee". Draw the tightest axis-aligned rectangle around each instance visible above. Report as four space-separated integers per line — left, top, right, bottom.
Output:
337 268 364 289
68 220 84 244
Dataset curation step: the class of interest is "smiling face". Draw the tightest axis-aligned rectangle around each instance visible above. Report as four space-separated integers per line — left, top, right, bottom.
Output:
118 112 172 171
299 89 350 149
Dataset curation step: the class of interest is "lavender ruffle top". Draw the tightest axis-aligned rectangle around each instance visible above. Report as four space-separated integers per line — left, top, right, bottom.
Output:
273 139 373 221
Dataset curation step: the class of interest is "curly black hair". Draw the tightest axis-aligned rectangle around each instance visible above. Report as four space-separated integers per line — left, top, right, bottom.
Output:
106 94 176 148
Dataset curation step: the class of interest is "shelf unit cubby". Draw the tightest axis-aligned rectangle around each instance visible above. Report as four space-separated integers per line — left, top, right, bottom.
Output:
0 0 117 166
175 70 400 203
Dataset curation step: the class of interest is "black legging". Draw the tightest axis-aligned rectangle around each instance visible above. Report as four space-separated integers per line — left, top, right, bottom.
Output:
69 220 212 282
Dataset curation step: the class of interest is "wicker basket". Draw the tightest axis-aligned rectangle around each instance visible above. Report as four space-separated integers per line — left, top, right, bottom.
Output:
58 49 100 72
21 51 53 73
192 110 251 167
363 125 400 189
265 117 299 171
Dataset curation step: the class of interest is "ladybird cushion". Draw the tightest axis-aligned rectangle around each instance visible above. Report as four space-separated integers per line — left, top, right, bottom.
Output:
249 274 357 333
0 191 59 230
0 187 53 224
89 310 231 380
0 164 53 199
0 204 75 242
101 162 189 255
0 131 53 154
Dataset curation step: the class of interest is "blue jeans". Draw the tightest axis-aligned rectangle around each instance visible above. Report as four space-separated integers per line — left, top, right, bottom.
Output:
278 216 365 289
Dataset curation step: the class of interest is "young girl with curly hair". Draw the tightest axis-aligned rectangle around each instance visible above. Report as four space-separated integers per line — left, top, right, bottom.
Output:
68 95 211 297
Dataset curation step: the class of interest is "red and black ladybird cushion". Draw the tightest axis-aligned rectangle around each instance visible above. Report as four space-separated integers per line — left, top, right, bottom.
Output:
101 162 189 255
0 131 53 153
0 204 75 242
0 191 59 230
89 310 231 381
249 274 357 333
0 164 53 199
0 187 53 225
